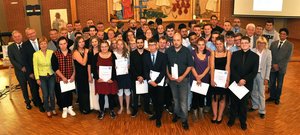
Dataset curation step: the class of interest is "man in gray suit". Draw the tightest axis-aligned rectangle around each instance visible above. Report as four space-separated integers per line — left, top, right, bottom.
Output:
245 23 257 49
232 18 246 36
8 30 32 109
267 28 294 105
47 29 59 51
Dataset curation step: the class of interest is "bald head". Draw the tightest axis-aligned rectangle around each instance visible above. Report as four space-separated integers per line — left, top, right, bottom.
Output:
173 33 182 49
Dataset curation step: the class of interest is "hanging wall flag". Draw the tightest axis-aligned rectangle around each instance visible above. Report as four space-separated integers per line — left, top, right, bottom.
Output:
26 5 41 16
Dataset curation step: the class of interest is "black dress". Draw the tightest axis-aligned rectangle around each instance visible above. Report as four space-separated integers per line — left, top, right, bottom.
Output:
74 53 90 113
211 52 228 100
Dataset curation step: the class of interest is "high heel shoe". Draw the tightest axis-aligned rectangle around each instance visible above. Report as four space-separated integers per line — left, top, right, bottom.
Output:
216 118 223 124
211 119 217 123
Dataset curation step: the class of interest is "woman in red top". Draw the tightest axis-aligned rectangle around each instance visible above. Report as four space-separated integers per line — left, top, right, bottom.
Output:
92 40 118 119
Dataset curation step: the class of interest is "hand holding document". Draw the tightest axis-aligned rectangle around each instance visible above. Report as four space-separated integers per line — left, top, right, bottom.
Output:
115 58 128 76
229 81 249 99
171 63 178 79
135 80 148 94
99 66 112 82
150 70 165 86
214 69 228 88
190 80 209 95
60 79 76 93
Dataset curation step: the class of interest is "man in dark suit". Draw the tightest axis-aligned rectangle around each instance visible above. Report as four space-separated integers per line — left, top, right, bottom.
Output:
8 30 32 109
143 38 167 128
228 36 259 130
267 28 294 105
22 28 44 112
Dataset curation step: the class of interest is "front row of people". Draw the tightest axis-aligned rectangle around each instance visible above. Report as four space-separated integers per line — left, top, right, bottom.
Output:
8 29 290 131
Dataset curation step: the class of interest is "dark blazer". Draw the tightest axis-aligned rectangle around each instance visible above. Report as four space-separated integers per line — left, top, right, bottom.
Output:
269 40 294 74
130 49 150 80
22 40 38 75
8 43 25 73
143 51 167 85
230 50 259 91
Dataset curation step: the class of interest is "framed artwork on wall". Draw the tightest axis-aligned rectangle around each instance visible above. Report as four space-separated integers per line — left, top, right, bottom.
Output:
49 9 68 30
107 0 220 22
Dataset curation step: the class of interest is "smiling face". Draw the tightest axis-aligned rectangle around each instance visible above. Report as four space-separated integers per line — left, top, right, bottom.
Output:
91 38 99 48
100 42 109 53
148 42 157 53
39 41 48 51
173 33 182 49
59 39 68 51
196 40 206 52
215 40 225 52
241 39 250 51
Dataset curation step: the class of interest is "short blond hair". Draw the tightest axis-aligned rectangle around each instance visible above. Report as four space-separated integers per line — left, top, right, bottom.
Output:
256 36 268 49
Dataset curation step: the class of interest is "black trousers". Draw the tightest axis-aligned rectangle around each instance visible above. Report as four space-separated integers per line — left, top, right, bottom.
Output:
163 85 173 107
27 73 42 106
229 93 250 125
99 94 115 111
56 82 73 108
15 71 31 104
191 92 205 109
149 85 164 120
131 81 150 112
55 83 63 108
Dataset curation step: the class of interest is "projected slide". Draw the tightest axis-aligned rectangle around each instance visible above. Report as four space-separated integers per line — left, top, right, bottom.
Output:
253 0 283 11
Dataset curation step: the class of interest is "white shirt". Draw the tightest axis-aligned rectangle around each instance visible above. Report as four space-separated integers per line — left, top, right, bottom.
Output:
277 39 286 48
182 38 190 48
256 49 264 72
30 39 39 51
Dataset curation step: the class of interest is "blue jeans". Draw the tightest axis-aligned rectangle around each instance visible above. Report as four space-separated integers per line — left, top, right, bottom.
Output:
251 73 266 114
40 75 56 112
269 71 285 101
169 78 189 122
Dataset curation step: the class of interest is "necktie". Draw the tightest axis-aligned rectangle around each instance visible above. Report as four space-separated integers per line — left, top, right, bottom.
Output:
18 44 22 50
152 54 155 65
32 41 38 51
278 41 283 50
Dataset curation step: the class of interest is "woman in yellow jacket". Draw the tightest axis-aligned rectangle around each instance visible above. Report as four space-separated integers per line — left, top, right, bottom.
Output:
33 37 56 118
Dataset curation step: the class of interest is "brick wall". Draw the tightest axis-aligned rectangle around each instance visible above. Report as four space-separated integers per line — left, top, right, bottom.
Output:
76 0 108 28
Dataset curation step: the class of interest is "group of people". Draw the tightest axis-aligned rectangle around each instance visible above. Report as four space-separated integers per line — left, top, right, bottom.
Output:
7 15 293 131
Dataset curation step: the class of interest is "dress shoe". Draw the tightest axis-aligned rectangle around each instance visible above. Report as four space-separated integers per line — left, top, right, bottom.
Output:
97 111 105 120
39 106 45 112
227 120 234 127
110 110 116 119
131 110 138 117
241 124 247 130
149 115 156 121
275 100 280 105
144 110 153 116
26 104 32 110
156 120 162 128
172 115 179 123
182 121 189 130
266 97 275 102
259 113 265 119
166 106 173 115
248 108 257 112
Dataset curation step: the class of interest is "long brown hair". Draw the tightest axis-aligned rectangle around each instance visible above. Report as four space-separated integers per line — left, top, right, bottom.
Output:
116 39 129 58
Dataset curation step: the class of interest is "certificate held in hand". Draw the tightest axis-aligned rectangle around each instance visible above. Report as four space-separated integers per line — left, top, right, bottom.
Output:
171 63 178 79
115 58 128 76
190 80 210 96
99 66 112 82
228 81 249 99
135 80 148 94
150 70 165 86
214 69 228 88
60 80 76 93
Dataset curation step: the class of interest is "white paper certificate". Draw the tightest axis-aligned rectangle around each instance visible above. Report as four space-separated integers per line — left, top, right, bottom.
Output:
99 66 112 82
60 80 76 93
150 70 165 86
190 80 210 96
171 63 179 79
135 80 148 94
228 81 249 99
115 58 128 76
214 69 228 88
